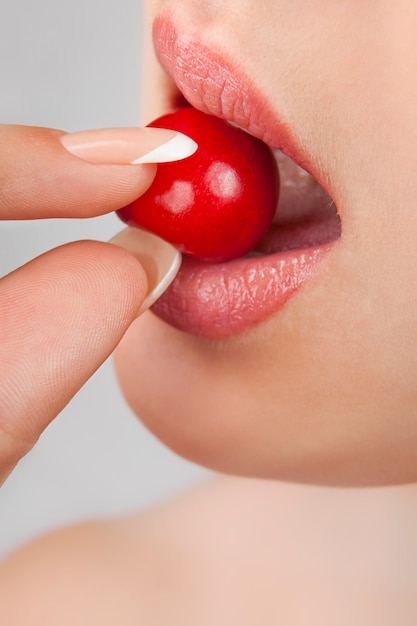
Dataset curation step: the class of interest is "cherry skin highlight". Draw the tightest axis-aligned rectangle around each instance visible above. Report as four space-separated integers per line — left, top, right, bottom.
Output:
118 108 280 262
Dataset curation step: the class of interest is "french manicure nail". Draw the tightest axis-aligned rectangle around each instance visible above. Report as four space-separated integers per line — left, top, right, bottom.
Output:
60 127 197 165
110 227 181 315
132 131 197 164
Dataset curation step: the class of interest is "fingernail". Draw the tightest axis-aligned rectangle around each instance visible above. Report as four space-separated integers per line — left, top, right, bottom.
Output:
60 127 197 165
110 227 181 315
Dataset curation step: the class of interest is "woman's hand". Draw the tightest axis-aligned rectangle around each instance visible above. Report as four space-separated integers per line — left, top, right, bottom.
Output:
0 124 190 484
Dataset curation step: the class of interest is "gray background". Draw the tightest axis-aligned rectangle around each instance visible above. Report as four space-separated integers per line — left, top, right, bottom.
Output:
0 0 206 557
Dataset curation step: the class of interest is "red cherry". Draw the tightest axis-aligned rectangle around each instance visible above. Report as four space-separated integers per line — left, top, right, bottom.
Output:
118 108 279 262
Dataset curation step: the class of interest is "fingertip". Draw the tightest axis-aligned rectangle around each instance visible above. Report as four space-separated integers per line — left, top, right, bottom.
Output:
0 125 159 219
109 227 181 315
67 239 151 320
83 161 157 216
0 239 152 482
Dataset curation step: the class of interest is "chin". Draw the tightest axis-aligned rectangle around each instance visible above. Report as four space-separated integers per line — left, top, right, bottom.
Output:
114 293 417 489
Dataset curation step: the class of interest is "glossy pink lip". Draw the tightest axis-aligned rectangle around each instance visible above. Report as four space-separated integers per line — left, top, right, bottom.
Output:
153 12 309 170
150 11 339 339
151 246 333 339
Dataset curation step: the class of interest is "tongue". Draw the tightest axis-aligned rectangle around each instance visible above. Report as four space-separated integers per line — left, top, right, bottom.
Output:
255 150 341 253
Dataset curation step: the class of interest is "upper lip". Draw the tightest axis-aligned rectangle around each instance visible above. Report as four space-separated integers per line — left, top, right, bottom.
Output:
152 8 340 251
152 11 313 176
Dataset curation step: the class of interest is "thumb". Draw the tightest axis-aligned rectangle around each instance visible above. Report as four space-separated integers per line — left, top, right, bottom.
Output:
0 230 180 484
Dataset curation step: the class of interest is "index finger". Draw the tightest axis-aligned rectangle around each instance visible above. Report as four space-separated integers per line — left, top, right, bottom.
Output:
0 124 189 220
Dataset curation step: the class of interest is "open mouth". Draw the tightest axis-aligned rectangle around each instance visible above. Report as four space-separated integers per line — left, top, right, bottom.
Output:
254 149 340 256
148 12 341 339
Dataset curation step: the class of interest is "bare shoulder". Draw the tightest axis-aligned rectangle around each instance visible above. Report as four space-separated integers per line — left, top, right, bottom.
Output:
0 512 160 625
0 477 226 626
1 476 417 625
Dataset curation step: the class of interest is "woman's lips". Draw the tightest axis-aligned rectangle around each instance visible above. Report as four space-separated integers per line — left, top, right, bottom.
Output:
149 10 341 339
151 246 333 339
152 12 304 165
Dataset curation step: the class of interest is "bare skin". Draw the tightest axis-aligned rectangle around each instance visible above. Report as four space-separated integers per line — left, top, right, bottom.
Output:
115 0 417 487
2 476 417 624
1 1 417 623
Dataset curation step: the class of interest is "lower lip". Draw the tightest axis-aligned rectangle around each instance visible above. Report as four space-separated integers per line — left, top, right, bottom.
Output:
151 244 334 338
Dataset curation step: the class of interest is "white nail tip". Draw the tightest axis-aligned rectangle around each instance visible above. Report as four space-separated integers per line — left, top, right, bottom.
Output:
138 248 182 315
131 132 198 164
109 227 182 315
